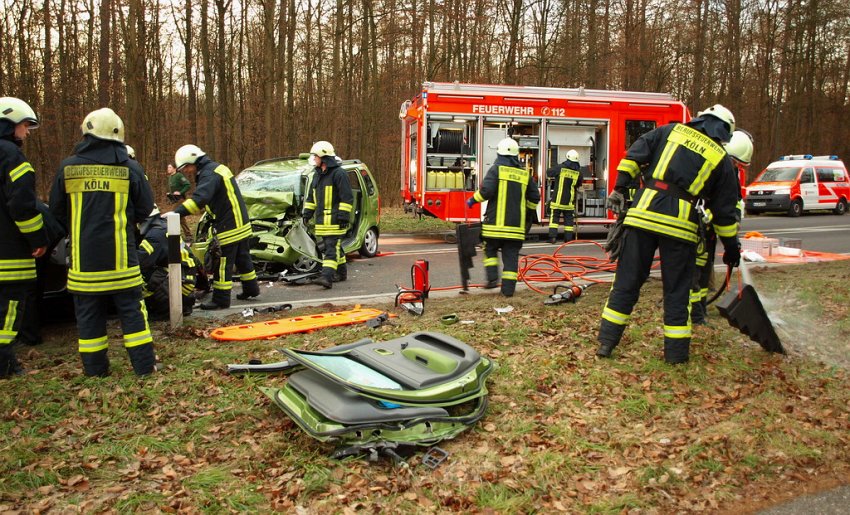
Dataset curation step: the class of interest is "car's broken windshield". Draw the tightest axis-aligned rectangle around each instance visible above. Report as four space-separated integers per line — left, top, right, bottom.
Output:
237 170 304 194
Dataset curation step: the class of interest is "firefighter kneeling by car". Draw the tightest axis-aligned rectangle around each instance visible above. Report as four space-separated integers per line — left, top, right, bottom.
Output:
137 207 197 321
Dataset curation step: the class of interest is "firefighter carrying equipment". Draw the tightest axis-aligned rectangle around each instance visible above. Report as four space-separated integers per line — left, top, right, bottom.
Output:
210 305 395 341
715 264 784 354
255 331 494 462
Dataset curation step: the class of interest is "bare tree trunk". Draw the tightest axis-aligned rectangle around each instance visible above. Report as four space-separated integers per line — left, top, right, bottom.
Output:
98 0 111 105
200 0 216 153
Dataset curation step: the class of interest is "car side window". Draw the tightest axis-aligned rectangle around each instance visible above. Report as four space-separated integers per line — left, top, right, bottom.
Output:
800 168 814 184
361 170 376 196
816 168 834 183
347 169 361 191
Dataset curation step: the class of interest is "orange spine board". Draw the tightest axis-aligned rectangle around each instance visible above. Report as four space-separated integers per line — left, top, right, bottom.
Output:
210 307 392 341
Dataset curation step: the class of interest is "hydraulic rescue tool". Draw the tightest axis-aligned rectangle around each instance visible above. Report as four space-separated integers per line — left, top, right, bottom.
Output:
544 283 591 305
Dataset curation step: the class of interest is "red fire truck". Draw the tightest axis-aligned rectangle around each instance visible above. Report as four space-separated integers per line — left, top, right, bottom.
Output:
399 82 690 224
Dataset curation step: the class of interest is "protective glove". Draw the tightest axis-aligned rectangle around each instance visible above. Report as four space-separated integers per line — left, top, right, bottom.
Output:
338 213 350 229
722 240 742 268
466 197 476 208
606 189 626 215
604 217 626 262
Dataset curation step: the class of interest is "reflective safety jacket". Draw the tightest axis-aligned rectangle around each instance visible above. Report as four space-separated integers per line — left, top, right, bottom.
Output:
49 136 154 294
547 159 581 210
615 122 739 244
0 126 48 284
302 160 354 237
137 219 197 300
176 156 251 246
473 155 541 241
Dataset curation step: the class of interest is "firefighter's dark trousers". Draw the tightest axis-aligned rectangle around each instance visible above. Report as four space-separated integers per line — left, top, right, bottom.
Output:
319 236 345 283
483 238 523 297
212 238 259 307
73 287 156 376
548 208 575 242
598 227 696 363
690 231 717 325
0 283 31 377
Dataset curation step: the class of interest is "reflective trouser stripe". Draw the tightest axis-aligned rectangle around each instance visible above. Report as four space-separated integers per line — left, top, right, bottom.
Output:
79 335 109 353
483 257 499 267
1 299 19 344
213 256 231 290
601 305 630 326
502 270 518 281
664 324 691 339
124 329 153 348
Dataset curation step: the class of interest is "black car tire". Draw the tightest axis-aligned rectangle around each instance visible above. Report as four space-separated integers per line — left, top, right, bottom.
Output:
788 199 803 217
359 227 379 258
833 199 847 215
291 255 320 273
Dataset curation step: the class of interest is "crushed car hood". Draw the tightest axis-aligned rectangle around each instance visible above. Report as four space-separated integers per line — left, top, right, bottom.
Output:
241 191 297 219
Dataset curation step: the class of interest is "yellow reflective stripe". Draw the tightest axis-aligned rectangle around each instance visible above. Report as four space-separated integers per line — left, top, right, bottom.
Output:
651 139 678 180
115 192 128 269
713 221 738 238
473 191 485 202
216 255 229 290
15 212 44 234
212 281 231 290
68 266 141 280
217 224 252 246
617 159 640 178
502 271 518 280
71 192 82 272
314 225 348 236
0 270 37 281
669 124 725 162
321 185 333 226
624 212 699 243
240 270 257 281
0 259 36 269
68 276 143 293
181 248 196 267
602 305 630 325
481 228 525 240
322 259 338 270
499 166 529 185
9 162 34 182
139 299 151 335
664 324 692 339
0 331 16 344
123 328 153 348
525 200 538 210
689 290 701 303
215 165 244 228
140 240 154 256
3 300 18 331
483 257 499 267
338 202 353 212
183 199 201 215
79 335 109 353
303 201 316 210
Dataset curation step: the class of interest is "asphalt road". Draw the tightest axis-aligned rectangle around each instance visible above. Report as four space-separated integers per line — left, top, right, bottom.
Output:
191 211 850 318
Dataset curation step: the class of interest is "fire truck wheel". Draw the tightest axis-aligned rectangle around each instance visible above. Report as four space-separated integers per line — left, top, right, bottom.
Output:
833 199 847 215
359 227 379 258
788 199 803 217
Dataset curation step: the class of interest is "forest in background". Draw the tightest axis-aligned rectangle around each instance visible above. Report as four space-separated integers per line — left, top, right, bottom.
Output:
2 0 849 204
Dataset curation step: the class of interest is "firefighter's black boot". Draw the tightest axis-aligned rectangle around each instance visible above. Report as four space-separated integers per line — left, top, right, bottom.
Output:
691 301 707 325
182 295 194 316
202 290 231 310
664 338 690 365
0 344 24 378
236 279 261 300
501 280 516 298
314 268 333 289
127 342 157 376
80 349 110 377
484 266 499 289
597 319 626 358
563 232 574 243
548 228 558 244
334 264 347 282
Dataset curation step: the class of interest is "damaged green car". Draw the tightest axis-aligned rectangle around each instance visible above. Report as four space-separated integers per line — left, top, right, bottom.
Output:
190 155 380 277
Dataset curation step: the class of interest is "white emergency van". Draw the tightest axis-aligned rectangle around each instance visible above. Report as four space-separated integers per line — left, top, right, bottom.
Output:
744 155 849 216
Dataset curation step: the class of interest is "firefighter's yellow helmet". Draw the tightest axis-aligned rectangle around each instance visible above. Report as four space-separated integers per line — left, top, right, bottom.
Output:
566 149 580 162
0 97 39 128
697 104 736 133
725 129 754 164
82 107 124 142
310 141 336 157
497 138 519 156
175 144 206 171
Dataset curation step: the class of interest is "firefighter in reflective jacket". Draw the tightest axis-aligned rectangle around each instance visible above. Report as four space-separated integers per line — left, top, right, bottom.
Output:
302 141 354 289
547 149 582 243
0 97 48 377
467 137 541 297
171 144 259 309
49 108 157 377
137 207 197 320
690 129 752 324
597 105 742 364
